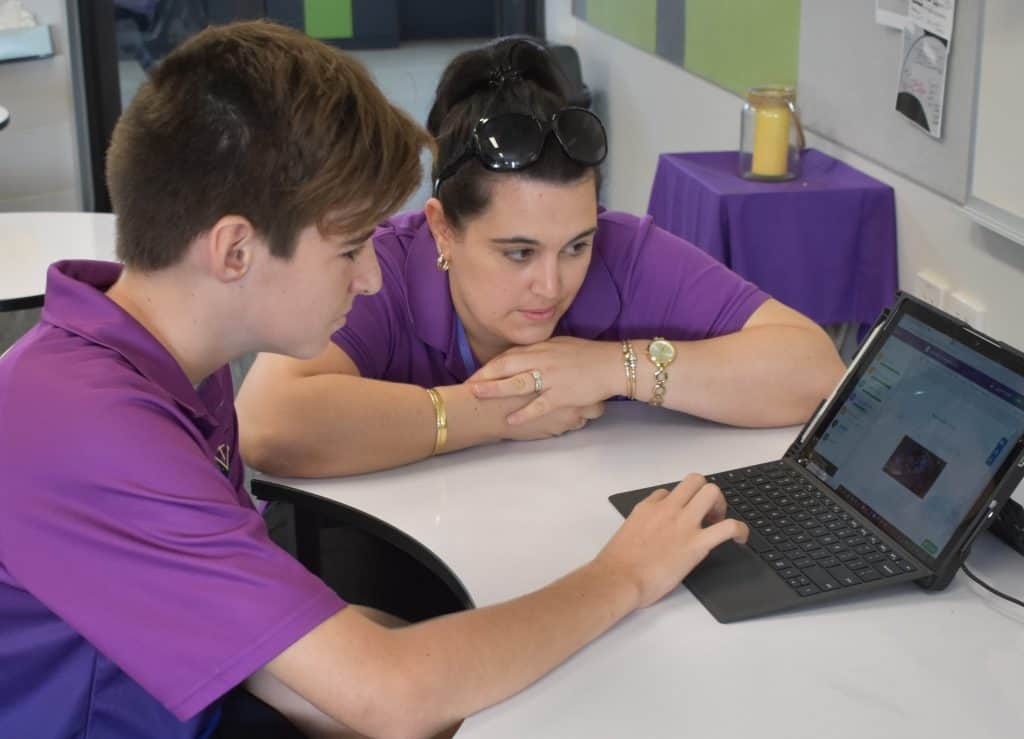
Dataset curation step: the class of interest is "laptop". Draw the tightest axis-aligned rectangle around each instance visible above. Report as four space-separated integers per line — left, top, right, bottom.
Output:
610 293 1024 622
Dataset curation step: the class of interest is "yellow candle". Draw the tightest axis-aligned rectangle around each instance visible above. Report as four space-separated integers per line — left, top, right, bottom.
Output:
751 104 791 177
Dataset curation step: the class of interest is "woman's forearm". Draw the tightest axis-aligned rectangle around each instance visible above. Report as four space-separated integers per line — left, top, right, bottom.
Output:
238 371 525 477
633 324 844 426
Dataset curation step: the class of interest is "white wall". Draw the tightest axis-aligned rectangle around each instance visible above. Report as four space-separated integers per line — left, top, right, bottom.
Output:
545 2 1024 350
0 0 83 211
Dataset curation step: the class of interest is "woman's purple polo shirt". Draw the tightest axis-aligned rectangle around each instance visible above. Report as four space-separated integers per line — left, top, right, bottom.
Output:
0 261 344 738
333 210 770 384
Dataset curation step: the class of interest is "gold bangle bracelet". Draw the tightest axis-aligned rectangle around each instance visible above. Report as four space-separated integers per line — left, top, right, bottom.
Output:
425 387 448 455
621 340 637 400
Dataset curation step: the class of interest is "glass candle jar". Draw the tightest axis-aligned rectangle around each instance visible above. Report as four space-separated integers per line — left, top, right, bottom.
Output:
739 86 805 181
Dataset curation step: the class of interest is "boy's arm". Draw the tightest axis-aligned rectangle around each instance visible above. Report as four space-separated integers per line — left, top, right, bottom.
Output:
254 475 747 739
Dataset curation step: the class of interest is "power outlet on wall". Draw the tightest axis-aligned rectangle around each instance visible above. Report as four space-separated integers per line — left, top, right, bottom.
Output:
947 291 986 330
914 270 949 308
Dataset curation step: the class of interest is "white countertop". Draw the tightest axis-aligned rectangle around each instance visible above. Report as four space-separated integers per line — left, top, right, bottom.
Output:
264 402 1024 738
0 211 117 308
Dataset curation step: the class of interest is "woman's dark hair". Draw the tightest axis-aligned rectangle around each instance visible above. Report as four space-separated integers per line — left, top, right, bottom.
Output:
427 37 599 230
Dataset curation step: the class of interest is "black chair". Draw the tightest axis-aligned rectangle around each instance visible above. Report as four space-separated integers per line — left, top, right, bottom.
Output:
216 688 307 739
254 480 474 624
546 43 592 109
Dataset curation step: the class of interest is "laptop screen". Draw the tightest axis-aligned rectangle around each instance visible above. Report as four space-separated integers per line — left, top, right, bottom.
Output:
803 310 1024 564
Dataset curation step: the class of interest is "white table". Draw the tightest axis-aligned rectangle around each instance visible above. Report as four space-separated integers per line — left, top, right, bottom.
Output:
0 212 117 311
262 403 1024 739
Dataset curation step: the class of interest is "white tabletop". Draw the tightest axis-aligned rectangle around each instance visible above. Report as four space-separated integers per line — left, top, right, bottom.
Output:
0 212 117 309
264 402 1024 739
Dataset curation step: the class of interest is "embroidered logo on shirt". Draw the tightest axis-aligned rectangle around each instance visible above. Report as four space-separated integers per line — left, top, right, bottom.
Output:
214 444 231 476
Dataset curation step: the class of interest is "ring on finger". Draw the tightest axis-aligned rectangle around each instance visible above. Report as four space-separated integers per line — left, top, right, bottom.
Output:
530 369 543 393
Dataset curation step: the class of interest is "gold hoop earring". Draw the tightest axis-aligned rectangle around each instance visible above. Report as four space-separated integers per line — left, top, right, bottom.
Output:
436 253 450 272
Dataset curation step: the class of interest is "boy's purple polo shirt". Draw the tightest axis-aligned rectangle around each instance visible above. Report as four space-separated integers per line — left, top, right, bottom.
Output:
334 210 770 384
0 261 344 738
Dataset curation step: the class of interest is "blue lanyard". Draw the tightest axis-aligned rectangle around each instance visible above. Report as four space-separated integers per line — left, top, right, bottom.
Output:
455 314 478 376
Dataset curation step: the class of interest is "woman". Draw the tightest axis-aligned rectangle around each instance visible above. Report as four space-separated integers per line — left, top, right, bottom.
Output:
236 37 844 478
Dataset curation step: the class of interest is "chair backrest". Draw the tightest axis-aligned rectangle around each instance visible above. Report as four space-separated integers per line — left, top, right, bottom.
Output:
254 480 475 622
546 43 592 109
217 687 308 739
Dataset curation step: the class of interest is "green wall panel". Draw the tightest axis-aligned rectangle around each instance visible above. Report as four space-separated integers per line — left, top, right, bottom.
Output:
305 0 354 39
585 0 657 54
683 0 800 96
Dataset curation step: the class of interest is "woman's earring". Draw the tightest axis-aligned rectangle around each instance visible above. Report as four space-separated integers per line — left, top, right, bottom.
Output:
436 251 450 272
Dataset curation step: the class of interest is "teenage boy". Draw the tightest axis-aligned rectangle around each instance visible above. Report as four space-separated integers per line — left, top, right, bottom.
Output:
0 21 746 738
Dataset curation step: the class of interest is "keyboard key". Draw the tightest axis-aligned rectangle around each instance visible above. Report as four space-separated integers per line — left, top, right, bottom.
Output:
864 552 884 563
857 568 882 582
778 541 799 552
846 557 868 570
876 562 900 577
787 576 810 588
809 526 829 538
801 565 841 592
745 529 774 553
762 551 784 562
825 565 861 587
792 556 814 569
771 559 792 571
819 534 839 546
897 561 915 573
780 567 800 579
846 536 866 547
826 543 845 554
836 551 857 562
818 556 840 569
797 584 821 597
854 544 875 555
809 549 830 560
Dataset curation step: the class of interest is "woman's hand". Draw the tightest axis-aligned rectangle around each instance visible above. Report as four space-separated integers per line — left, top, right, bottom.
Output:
469 337 623 425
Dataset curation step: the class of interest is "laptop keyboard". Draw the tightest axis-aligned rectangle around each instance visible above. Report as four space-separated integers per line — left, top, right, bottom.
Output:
706 461 917 597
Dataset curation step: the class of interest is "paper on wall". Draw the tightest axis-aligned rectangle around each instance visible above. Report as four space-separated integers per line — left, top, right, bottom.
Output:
876 0 910 30
895 0 956 138
0 0 37 30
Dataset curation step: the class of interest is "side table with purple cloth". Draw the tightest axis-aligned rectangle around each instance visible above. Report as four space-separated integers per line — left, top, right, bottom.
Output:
647 149 898 332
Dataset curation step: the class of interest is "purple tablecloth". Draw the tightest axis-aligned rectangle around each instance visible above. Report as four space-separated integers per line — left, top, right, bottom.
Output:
647 149 898 329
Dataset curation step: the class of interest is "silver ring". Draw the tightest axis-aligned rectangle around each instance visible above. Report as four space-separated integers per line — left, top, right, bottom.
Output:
531 369 543 393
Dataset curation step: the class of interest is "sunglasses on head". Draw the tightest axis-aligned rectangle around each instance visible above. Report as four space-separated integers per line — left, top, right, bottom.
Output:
433 106 608 197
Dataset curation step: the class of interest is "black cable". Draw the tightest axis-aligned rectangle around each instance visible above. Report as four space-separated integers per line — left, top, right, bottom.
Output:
961 563 1024 608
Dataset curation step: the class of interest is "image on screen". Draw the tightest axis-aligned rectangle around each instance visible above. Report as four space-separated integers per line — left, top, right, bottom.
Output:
882 435 947 499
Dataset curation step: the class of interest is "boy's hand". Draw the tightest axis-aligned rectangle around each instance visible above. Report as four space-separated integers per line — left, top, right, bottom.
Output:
593 474 749 610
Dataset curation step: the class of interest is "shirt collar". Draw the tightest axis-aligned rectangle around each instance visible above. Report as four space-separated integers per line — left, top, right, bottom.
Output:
41 260 219 421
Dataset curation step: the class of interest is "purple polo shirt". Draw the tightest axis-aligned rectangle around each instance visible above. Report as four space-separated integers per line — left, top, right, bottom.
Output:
0 261 344 738
334 210 770 384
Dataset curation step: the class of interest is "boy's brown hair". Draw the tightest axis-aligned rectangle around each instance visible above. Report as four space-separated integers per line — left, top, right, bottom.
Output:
107 21 430 270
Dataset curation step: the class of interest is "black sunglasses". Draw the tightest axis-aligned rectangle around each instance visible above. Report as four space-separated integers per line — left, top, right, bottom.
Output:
433 107 608 197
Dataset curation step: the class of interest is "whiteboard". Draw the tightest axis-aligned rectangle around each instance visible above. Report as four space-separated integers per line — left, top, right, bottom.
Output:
798 1 982 203
964 0 1024 246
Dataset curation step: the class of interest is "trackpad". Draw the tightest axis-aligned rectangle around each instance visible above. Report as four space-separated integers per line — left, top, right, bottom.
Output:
684 540 798 623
